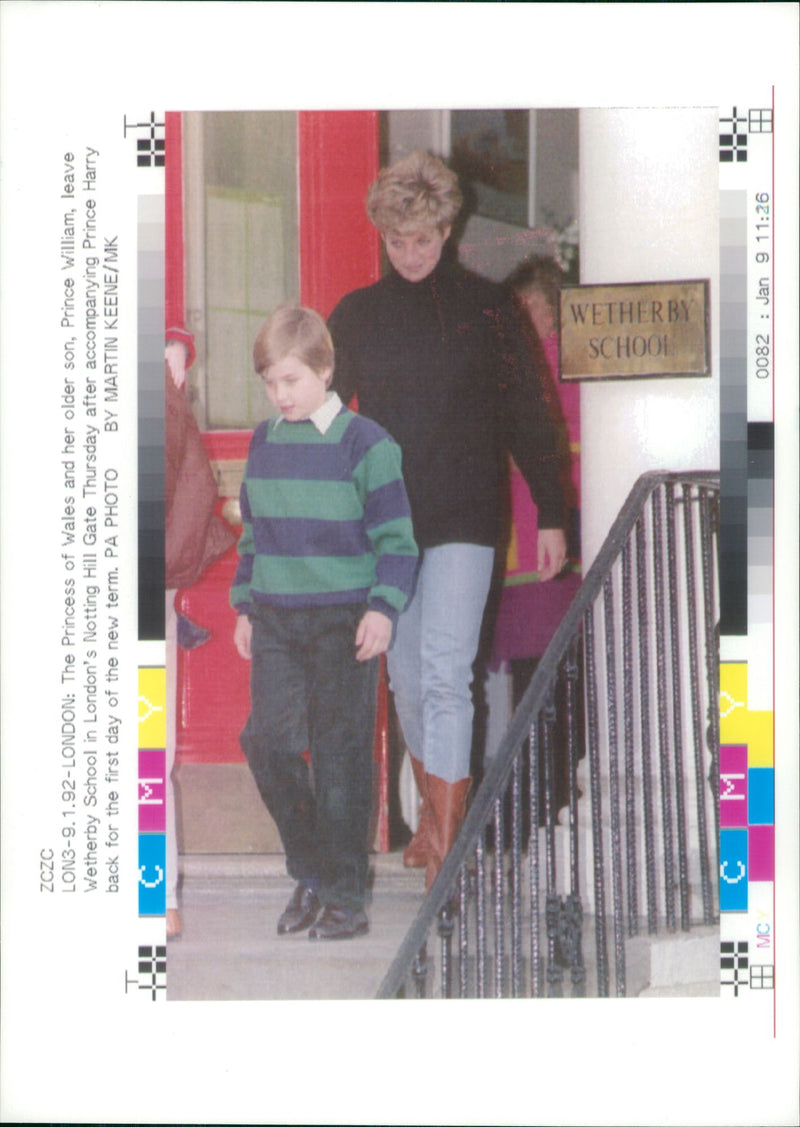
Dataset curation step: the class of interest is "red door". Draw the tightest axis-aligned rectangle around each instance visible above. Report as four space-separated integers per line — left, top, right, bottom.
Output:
169 111 392 849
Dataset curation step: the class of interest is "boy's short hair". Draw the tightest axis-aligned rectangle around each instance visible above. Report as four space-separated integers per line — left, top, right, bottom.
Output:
253 304 334 380
366 149 463 234
506 256 565 315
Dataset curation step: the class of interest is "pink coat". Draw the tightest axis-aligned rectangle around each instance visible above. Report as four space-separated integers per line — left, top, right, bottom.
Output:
489 331 580 666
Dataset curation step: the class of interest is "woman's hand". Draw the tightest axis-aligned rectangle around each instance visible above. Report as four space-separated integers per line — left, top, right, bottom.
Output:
537 528 567 581
233 614 253 660
355 610 392 662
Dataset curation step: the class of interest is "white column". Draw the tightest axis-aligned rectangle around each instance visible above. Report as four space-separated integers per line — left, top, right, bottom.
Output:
572 109 721 928
579 108 720 567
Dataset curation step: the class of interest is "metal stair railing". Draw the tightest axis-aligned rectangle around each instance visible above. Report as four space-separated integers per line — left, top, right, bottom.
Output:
377 470 720 999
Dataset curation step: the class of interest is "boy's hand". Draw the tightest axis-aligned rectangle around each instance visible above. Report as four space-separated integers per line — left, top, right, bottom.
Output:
355 610 392 662
234 614 253 660
537 528 567 581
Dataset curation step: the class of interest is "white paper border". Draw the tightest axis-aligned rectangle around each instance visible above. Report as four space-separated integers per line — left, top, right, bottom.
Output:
2 3 798 1124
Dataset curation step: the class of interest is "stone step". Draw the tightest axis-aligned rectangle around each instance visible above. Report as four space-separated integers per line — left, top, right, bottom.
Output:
626 925 719 997
172 853 719 1000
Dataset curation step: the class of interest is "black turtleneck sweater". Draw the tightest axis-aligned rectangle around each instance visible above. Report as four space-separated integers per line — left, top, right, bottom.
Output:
328 256 565 553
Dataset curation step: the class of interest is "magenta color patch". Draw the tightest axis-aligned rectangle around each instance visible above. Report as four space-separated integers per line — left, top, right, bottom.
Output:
719 745 748 827
748 824 774 881
138 749 166 832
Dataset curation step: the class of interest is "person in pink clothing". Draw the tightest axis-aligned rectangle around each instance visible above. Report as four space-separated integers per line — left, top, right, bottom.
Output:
483 256 581 805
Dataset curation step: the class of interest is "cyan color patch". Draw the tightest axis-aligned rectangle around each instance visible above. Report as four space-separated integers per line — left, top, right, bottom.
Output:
138 833 166 916
719 828 748 912
747 767 774 824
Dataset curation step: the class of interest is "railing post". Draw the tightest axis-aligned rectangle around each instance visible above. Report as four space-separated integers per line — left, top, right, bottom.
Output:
541 690 565 997
529 721 542 998
652 485 677 931
438 902 455 999
493 795 506 998
510 753 524 997
583 605 609 997
458 866 469 998
603 574 627 996
564 639 586 995
635 511 659 934
666 483 691 930
411 944 428 999
621 538 639 938
475 836 487 999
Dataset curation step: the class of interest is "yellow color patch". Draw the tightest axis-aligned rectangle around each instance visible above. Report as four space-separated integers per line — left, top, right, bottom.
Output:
720 663 748 742
719 662 773 766
746 710 774 767
138 666 166 749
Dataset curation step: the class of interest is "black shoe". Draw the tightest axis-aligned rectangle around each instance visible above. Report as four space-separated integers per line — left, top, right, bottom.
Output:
308 905 369 941
277 884 320 935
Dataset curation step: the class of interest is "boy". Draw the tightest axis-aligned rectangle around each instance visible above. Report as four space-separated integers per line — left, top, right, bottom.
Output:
231 306 418 940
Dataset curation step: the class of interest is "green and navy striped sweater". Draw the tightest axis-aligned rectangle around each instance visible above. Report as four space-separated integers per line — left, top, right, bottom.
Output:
231 404 418 622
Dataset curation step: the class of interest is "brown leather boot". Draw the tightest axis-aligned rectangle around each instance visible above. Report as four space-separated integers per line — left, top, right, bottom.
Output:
425 774 471 892
402 754 432 868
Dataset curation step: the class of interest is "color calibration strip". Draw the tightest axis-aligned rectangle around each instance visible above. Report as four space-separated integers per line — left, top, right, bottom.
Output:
138 665 167 918
719 187 747 637
137 165 168 945
717 93 775 1021
138 194 166 641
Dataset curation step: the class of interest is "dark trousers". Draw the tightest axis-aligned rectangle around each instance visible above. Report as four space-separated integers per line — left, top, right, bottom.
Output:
241 602 378 912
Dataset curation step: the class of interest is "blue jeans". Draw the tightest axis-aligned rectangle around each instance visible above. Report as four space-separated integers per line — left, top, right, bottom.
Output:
241 602 378 913
388 543 495 783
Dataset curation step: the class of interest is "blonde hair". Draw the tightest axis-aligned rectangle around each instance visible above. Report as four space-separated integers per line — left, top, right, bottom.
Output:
253 305 334 382
366 149 463 234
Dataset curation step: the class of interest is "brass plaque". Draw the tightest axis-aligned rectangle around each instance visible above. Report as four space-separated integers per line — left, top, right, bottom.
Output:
559 280 710 381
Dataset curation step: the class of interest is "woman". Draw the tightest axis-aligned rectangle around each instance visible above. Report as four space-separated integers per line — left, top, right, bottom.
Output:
488 254 581 697
329 150 566 890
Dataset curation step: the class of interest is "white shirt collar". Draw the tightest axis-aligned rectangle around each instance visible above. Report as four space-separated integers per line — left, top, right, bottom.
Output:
273 391 343 435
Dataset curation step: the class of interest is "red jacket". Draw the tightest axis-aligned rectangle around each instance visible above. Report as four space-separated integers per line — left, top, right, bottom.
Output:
165 369 235 589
